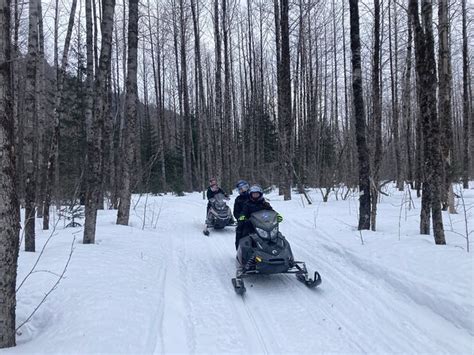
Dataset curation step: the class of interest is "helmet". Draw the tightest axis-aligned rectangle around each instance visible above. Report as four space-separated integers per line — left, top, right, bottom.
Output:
235 180 249 194
248 185 263 201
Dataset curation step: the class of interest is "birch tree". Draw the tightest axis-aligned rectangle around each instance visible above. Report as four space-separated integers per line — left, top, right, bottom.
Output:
84 0 116 243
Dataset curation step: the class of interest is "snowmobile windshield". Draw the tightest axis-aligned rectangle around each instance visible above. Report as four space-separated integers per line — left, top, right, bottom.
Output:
250 210 279 240
212 193 227 209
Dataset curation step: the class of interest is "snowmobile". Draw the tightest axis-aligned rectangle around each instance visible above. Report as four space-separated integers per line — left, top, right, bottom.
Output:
232 210 321 295
203 193 235 236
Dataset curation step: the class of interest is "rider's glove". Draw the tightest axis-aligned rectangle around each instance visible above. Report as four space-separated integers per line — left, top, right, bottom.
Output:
276 214 283 223
238 215 246 221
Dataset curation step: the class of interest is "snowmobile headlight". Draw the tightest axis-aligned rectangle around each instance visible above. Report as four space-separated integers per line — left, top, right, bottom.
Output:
270 226 279 239
255 227 268 239
255 256 262 262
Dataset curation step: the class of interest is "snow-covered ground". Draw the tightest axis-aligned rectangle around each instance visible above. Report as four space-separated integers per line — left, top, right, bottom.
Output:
3 184 474 354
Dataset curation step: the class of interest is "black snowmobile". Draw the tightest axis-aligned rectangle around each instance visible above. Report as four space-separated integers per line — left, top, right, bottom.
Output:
232 210 321 295
203 193 235 236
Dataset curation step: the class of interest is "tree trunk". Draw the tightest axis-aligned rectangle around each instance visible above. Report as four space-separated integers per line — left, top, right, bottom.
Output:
147 1 166 192
0 0 21 347
12 0 22 204
117 0 138 226
438 0 455 212
461 0 470 189
370 0 381 231
222 0 232 192
390 0 402 191
43 0 78 230
24 0 40 252
179 0 193 192
410 0 445 244
84 0 115 243
36 0 46 220
274 0 285 196
214 0 223 182
349 0 371 230
401 14 414 188
191 0 207 194
279 0 292 200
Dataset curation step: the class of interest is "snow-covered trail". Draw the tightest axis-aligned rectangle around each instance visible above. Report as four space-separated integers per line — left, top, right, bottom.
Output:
7 189 473 354
140 193 472 354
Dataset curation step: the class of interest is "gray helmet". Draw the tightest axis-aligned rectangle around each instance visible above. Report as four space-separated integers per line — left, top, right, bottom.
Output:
248 185 263 201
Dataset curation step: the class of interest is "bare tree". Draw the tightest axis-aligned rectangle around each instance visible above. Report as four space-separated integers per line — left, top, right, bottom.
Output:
461 0 470 188
214 0 223 182
179 0 193 191
117 0 139 226
410 0 446 244
84 0 116 243
222 0 232 192
0 0 20 347
191 0 207 194
24 0 40 252
276 0 292 200
389 0 402 191
35 0 46 220
43 0 78 230
438 0 455 213
349 0 371 230
370 0 381 231
401 11 414 189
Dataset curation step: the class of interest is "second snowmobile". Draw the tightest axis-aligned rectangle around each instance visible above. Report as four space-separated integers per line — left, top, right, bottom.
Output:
232 210 321 294
203 193 235 236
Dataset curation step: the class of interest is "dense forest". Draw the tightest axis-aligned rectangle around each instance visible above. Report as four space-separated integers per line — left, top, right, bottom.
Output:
0 0 473 348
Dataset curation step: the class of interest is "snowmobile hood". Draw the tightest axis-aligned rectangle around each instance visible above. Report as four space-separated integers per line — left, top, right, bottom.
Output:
211 193 227 209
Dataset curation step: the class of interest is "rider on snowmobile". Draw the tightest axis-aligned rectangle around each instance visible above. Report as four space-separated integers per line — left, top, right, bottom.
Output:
206 177 228 211
235 185 283 249
206 177 235 226
206 177 228 200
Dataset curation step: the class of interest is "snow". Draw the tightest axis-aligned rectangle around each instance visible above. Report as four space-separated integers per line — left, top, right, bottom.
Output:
2 184 473 354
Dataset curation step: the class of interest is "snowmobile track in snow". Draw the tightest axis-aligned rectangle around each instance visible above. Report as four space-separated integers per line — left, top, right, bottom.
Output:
286 225 472 353
206 228 272 354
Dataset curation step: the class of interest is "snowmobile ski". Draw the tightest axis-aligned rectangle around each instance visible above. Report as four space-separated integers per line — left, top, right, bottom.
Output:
232 277 246 295
296 271 321 288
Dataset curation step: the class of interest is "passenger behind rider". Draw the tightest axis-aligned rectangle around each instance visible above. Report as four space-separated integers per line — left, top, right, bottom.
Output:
233 180 250 220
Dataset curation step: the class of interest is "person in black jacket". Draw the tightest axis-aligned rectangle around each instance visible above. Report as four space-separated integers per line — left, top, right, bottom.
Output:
233 180 250 219
206 177 227 201
206 177 231 224
235 185 283 249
